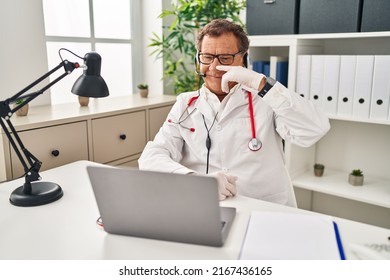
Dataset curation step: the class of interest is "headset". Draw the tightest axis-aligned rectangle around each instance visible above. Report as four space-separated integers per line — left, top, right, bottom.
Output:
195 51 206 77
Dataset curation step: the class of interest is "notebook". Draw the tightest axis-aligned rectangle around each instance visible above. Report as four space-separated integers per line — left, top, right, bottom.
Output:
86 165 236 247
239 211 345 260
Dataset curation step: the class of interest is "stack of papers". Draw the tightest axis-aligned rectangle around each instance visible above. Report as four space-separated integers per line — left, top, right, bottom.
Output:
239 211 345 260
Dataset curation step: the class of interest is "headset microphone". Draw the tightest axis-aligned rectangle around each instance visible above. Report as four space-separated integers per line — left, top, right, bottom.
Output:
196 71 206 78
197 71 206 78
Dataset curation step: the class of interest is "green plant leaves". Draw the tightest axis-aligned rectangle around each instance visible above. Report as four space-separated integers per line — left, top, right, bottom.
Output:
149 0 246 94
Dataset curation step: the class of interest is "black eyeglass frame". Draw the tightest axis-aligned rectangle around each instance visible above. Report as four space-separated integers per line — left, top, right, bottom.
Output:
198 50 245 65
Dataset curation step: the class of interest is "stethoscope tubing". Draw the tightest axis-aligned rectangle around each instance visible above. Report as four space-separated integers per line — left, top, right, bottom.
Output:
168 89 262 151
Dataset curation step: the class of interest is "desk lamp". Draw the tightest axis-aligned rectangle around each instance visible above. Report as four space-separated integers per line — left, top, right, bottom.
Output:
0 49 109 207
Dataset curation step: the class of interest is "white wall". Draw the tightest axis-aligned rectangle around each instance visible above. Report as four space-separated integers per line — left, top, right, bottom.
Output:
0 1 247 104
0 0 50 106
142 0 164 96
0 0 165 106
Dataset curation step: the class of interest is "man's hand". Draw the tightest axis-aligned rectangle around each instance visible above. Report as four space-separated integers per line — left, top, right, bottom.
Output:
217 65 265 93
209 171 238 200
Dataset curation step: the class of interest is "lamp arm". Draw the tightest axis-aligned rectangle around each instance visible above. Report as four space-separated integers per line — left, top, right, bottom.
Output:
0 59 80 189
6 60 80 112
0 118 40 191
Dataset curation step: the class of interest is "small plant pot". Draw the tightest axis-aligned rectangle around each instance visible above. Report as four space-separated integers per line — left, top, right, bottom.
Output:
139 89 148 98
314 168 324 177
348 174 364 186
13 103 29 116
313 164 325 177
78 96 90 106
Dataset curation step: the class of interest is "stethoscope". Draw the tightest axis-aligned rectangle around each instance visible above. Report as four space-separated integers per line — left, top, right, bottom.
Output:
167 88 262 173
167 94 200 132
245 89 262 151
167 87 262 151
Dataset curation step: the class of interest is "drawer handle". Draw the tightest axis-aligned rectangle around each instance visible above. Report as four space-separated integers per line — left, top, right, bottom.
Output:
51 150 60 157
119 134 127 140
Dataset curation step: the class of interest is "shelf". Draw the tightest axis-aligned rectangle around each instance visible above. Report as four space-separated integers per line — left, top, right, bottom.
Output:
249 31 390 228
249 31 390 41
292 169 390 209
327 114 390 126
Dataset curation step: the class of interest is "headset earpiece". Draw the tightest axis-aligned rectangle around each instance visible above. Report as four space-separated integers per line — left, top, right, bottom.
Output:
243 53 248 68
195 50 206 77
195 50 200 65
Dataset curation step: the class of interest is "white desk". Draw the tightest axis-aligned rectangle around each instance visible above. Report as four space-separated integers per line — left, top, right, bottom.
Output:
0 161 389 260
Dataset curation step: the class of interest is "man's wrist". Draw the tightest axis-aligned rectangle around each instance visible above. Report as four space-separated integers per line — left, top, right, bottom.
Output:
257 76 266 92
258 76 276 98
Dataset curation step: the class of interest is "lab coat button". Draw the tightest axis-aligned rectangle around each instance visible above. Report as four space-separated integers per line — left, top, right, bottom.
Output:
216 125 221 131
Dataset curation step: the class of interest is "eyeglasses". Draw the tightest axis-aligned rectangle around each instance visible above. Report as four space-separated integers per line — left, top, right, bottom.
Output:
198 51 244 65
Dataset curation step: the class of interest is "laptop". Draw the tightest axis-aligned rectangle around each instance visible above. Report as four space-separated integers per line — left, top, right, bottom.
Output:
86 165 236 247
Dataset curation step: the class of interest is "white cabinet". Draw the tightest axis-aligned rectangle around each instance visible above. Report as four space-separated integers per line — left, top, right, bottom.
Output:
249 32 390 228
9 121 89 178
91 111 147 164
0 94 176 180
149 105 173 140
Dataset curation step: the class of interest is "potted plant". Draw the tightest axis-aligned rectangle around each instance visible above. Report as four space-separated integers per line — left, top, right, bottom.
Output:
313 163 325 177
13 98 29 116
78 96 90 107
149 0 246 94
348 169 364 186
137 83 149 98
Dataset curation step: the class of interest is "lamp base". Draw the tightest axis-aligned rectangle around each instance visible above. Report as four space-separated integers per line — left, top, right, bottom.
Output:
10 181 63 207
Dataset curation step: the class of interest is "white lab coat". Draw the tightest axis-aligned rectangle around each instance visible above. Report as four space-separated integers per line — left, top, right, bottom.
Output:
139 82 330 206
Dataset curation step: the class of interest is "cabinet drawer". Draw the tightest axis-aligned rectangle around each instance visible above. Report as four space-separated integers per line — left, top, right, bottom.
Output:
10 121 88 178
92 111 146 163
149 105 172 140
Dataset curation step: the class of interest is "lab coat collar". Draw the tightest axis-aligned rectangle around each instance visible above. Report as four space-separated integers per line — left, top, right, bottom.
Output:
197 84 254 121
220 85 247 120
195 86 220 122
196 84 257 122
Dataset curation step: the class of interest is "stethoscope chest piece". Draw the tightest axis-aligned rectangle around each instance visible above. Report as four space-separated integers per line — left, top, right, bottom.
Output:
248 138 262 151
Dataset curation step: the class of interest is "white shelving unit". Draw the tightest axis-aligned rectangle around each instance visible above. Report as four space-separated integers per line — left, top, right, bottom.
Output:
293 169 390 209
249 32 390 229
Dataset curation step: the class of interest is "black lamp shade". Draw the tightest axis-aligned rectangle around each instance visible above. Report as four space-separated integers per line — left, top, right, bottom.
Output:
71 52 109 98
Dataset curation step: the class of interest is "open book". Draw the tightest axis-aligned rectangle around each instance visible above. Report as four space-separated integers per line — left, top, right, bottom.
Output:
239 211 345 260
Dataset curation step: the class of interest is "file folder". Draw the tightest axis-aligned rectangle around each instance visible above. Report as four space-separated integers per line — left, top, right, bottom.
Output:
239 212 345 260
369 56 390 120
322 55 340 115
276 61 288 87
353 56 374 119
296 55 311 99
270 56 288 87
252 60 270 76
263 63 270 77
337 56 357 117
309 55 325 108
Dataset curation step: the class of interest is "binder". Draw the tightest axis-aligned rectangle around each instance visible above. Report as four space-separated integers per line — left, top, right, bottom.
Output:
252 60 270 76
369 56 390 120
322 55 340 115
353 56 374 119
239 212 345 260
276 60 288 87
296 55 311 99
263 63 270 77
270 56 288 87
337 56 357 117
309 55 325 108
